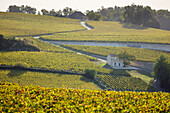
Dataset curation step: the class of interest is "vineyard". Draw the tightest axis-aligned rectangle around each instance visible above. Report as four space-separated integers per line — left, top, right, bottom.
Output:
41 21 170 44
0 82 169 112
96 75 155 91
0 12 84 37
62 45 170 62
0 70 100 90
24 37 73 53
0 51 116 75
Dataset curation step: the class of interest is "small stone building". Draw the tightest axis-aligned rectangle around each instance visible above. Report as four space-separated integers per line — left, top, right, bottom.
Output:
69 11 87 21
107 54 124 68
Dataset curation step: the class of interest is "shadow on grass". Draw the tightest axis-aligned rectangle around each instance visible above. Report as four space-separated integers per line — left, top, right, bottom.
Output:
103 64 112 69
136 70 153 78
120 22 148 30
110 69 131 77
7 70 26 77
80 76 91 83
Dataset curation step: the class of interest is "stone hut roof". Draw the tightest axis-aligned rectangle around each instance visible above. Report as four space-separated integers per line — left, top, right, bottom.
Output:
69 11 86 19
109 54 117 57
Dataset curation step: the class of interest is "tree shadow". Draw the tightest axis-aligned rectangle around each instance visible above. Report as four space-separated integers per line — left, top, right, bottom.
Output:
120 22 148 30
136 70 153 78
110 69 131 77
103 64 112 69
7 69 26 77
80 76 92 83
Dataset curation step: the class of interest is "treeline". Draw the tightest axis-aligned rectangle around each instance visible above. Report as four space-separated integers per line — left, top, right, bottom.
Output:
7 5 74 17
97 4 170 29
7 4 170 29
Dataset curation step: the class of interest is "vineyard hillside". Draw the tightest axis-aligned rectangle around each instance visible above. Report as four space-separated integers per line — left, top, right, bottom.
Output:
0 70 100 90
62 45 170 62
0 82 169 112
0 12 84 38
41 21 170 44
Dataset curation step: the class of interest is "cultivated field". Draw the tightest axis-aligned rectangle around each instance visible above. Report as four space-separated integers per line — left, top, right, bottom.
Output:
24 37 73 53
1 82 169 112
96 74 154 91
0 12 84 37
0 51 110 74
0 70 100 90
41 21 170 44
62 45 170 62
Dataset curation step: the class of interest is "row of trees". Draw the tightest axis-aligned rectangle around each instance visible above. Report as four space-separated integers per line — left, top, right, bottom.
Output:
7 5 170 29
7 5 74 17
8 5 36 14
123 4 160 28
96 4 170 29
40 7 73 17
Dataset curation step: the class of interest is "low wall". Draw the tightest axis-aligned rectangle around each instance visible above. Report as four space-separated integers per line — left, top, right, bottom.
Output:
130 61 153 73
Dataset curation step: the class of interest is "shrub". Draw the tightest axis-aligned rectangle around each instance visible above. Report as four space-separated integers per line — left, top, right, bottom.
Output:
84 69 96 80
15 62 28 69
0 34 4 40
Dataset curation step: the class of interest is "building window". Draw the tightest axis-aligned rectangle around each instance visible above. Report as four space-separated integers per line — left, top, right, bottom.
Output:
114 63 116 66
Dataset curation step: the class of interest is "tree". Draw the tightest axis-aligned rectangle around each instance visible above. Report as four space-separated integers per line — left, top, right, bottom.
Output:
41 9 49 15
0 34 4 39
152 55 170 90
24 5 36 14
86 10 103 21
118 51 135 67
8 5 21 13
8 5 37 14
84 69 96 80
123 4 160 29
38 11 41 15
56 10 63 17
63 7 73 17
49 9 57 16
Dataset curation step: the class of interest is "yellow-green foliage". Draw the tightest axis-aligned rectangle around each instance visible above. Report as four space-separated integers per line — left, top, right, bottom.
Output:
24 37 73 53
96 74 154 91
0 82 170 112
0 12 84 37
42 21 170 44
0 51 112 74
0 70 100 90
62 45 170 62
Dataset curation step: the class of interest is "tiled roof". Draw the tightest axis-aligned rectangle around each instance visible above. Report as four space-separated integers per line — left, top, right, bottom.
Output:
109 54 117 57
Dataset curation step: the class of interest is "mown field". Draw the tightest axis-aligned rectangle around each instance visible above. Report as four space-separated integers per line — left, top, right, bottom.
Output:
0 12 84 38
62 45 170 62
0 82 169 112
41 21 170 44
0 70 100 90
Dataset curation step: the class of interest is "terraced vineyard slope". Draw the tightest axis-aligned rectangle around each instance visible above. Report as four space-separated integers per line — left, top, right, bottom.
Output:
41 21 170 44
0 51 116 75
0 70 100 90
0 12 84 38
96 75 155 91
62 45 170 62
0 82 169 112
